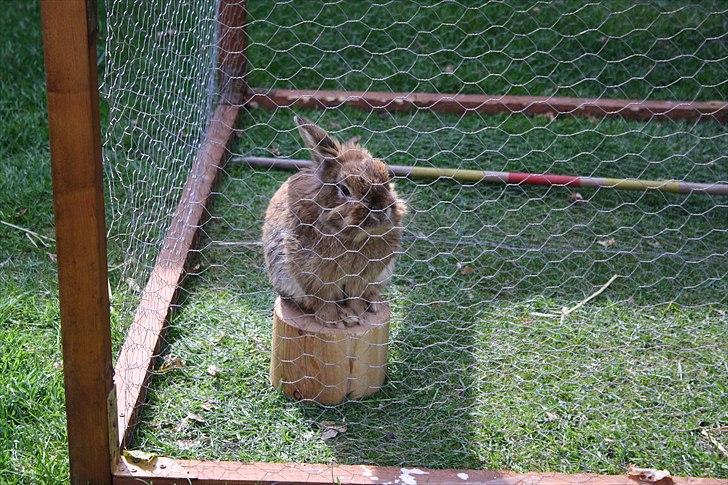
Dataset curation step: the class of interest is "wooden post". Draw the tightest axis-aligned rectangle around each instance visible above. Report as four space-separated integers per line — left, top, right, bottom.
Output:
41 1 117 484
217 0 248 104
270 298 390 404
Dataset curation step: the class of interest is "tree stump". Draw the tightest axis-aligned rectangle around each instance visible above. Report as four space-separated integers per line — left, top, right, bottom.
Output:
270 297 389 405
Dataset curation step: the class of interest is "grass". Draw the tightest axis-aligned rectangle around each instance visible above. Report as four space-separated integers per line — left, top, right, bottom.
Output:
1 1 727 484
0 3 69 483
131 107 728 477
246 1 728 100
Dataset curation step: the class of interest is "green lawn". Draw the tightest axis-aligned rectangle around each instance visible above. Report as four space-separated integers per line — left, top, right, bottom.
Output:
246 1 728 100
1 2 727 484
0 3 68 484
132 107 728 477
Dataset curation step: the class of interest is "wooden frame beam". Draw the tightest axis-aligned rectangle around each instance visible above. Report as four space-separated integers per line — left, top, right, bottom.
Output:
114 101 239 447
246 88 728 123
113 0 247 450
114 458 728 485
41 1 116 483
218 0 248 104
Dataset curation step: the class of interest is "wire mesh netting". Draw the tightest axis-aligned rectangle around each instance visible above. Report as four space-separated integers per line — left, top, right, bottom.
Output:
103 0 728 477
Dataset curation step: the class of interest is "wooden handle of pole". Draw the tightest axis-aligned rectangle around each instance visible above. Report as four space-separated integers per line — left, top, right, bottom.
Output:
270 297 389 405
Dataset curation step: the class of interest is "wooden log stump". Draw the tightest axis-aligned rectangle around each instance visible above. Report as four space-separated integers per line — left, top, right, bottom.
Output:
270 297 389 405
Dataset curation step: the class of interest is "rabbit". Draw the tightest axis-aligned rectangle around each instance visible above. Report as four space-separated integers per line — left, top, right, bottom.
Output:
262 116 407 328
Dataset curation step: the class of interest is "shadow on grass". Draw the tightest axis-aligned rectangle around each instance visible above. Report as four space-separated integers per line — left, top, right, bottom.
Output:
293 294 484 469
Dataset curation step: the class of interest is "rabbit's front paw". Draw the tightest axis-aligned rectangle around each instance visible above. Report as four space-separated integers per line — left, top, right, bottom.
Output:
315 303 347 329
346 298 368 317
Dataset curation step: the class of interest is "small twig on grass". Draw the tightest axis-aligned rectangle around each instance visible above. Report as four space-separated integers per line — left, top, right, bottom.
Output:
26 232 39 248
701 429 728 459
560 274 619 321
1 220 55 247
530 311 560 318
531 274 620 320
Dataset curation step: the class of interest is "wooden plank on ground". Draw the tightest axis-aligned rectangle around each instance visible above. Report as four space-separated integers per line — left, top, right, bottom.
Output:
246 88 728 123
41 1 116 483
114 102 239 448
114 458 728 485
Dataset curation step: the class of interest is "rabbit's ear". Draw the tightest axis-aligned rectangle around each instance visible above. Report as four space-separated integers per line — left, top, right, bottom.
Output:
295 116 340 167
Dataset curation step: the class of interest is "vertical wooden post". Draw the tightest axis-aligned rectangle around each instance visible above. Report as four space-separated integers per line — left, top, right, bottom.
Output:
41 1 117 484
217 0 248 104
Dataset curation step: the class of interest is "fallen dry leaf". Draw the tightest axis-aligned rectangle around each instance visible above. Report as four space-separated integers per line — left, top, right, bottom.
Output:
46 252 57 263
319 421 347 433
122 450 158 471
568 192 586 204
176 440 198 450
201 400 215 412
52 361 63 370
627 465 671 483
158 355 185 373
597 238 616 248
544 412 559 423
266 144 281 157
701 429 728 459
16 208 28 217
175 412 205 432
318 421 347 440
187 413 206 424
207 365 221 377
457 263 475 275
443 64 454 74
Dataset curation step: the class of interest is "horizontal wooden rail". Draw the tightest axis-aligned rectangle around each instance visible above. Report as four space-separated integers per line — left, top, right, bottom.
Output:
245 88 728 123
114 457 727 485
114 102 239 448
236 156 728 196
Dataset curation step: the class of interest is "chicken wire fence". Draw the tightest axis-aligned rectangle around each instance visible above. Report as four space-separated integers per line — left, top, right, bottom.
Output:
103 0 728 476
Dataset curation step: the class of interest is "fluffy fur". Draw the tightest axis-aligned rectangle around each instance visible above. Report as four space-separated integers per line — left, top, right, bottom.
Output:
262 116 407 327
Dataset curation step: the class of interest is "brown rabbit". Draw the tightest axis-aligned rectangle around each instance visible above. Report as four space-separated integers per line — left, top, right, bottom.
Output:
262 116 407 328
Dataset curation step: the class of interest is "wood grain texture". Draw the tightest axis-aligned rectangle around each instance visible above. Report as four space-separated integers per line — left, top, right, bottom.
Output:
41 1 116 483
114 458 728 485
270 297 389 404
246 88 728 123
114 102 239 448
217 0 248 104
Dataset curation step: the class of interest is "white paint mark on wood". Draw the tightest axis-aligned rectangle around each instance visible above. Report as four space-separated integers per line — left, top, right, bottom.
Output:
399 468 428 485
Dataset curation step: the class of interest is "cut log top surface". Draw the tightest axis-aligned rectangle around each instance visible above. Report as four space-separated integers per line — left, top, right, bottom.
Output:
275 298 390 336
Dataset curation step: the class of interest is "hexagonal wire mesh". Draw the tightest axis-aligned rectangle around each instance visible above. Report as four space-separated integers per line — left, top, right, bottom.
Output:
103 0 728 478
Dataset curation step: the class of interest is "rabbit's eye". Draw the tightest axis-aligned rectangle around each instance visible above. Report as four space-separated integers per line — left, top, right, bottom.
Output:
338 183 352 197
